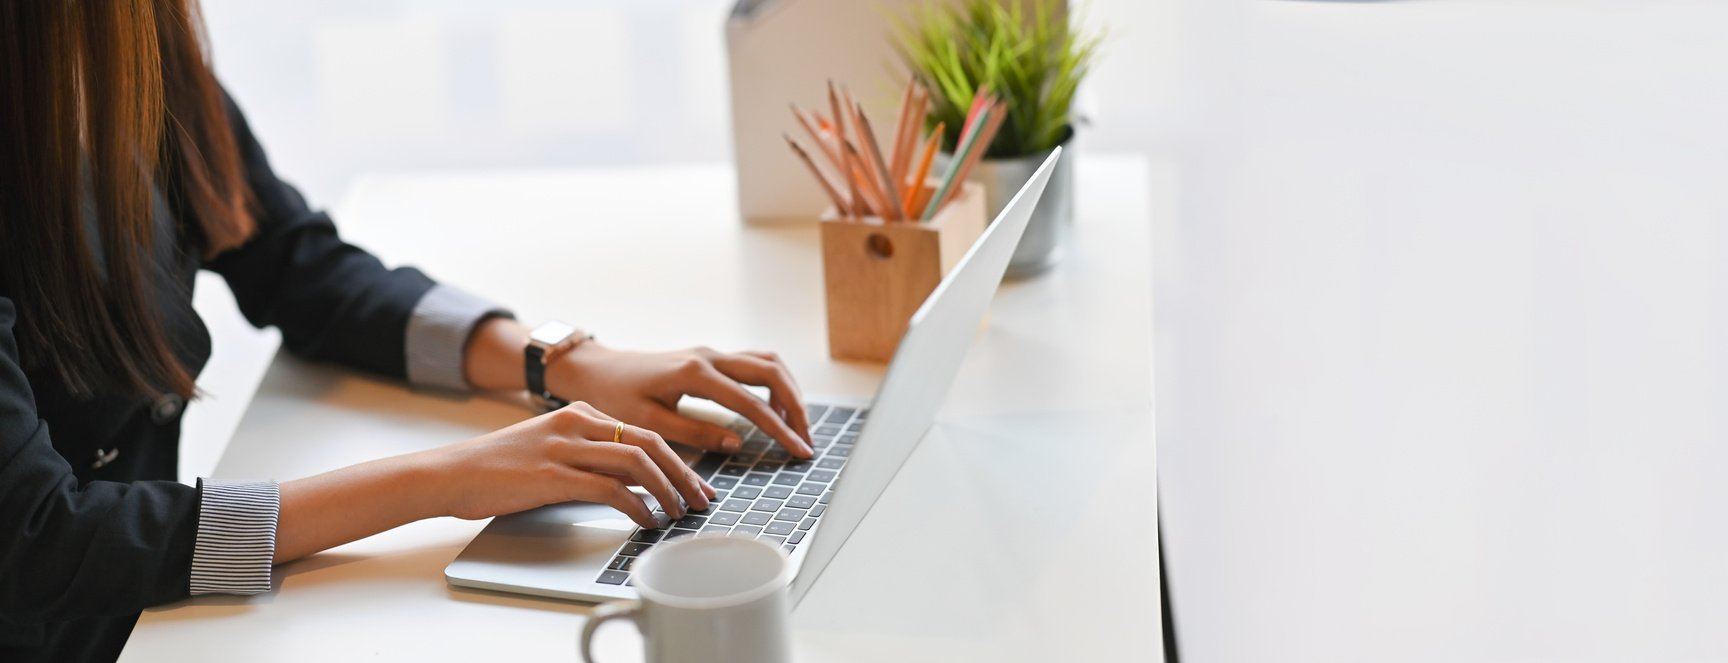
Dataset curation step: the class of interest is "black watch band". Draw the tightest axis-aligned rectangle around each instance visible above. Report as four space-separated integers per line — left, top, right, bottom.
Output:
525 322 587 411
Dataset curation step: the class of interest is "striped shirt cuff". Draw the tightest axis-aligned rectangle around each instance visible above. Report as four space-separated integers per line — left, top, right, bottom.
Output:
190 479 280 595
405 284 513 392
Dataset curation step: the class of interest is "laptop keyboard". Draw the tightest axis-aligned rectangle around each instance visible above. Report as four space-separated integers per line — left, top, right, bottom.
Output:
595 404 865 586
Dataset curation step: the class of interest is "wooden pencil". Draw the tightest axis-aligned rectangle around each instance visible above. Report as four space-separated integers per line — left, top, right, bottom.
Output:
784 133 851 213
844 140 891 218
902 122 943 213
791 104 844 177
852 103 905 221
936 99 1008 213
889 80 918 186
828 81 860 218
921 103 993 221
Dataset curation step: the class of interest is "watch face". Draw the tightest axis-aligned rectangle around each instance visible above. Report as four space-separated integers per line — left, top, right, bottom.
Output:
530 321 578 347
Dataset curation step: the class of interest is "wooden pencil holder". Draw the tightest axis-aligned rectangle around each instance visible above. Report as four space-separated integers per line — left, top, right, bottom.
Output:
819 181 987 362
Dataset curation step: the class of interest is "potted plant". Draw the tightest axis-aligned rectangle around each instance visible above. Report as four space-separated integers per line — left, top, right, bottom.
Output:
894 0 1100 277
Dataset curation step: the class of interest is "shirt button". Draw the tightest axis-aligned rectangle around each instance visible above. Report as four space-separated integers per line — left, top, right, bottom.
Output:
151 393 185 424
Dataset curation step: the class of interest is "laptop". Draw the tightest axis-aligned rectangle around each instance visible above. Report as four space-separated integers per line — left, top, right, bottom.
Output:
445 148 1061 606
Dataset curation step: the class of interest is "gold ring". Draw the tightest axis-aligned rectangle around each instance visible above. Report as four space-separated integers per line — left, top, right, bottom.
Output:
613 421 625 444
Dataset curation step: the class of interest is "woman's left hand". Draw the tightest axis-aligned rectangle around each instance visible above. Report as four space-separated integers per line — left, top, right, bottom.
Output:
545 342 816 458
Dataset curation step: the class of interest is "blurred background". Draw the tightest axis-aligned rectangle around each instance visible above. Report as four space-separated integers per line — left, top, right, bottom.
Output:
201 0 1177 209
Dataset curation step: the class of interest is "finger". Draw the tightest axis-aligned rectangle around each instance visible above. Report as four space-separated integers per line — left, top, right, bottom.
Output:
560 468 657 529
713 353 814 445
688 363 814 459
643 406 742 454
620 424 715 509
570 440 688 520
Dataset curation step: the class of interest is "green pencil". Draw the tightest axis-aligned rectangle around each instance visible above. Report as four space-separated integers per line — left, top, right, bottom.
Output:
920 104 992 221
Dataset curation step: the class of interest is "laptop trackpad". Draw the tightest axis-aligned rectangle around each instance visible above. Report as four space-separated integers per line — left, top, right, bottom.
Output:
457 502 632 566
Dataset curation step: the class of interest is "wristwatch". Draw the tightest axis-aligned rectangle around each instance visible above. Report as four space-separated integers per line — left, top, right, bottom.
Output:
525 321 591 411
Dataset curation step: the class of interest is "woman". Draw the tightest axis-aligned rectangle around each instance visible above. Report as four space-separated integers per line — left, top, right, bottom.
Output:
0 2 816 661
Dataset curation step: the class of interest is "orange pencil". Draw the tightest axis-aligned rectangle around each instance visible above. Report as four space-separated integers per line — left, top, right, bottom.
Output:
902 122 943 213
784 134 851 213
852 103 905 221
844 141 891 218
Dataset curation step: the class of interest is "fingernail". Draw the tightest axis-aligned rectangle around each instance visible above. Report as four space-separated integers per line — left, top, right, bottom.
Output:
723 436 741 452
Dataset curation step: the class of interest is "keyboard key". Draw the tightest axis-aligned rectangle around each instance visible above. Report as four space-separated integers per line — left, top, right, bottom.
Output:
760 535 788 546
855 409 869 421
674 514 707 529
719 499 752 512
765 521 796 536
846 423 863 433
806 405 829 422
753 462 783 474
710 491 729 504
800 517 817 530
742 511 773 526
710 511 741 526
827 446 853 458
783 460 813 473
816 457 846 470
718 464 749 477
742 438 771 454
812 436 833 449
815 425 842 437
839 434 858 445
630 529 664 543
693 453 728 479
742 473 772 487
618 542 653 556
795 483 824 496
665 528 698 541
607 556 628 570
820 490 832 504
619 557 636 571
783 545 797 555
774 508 808 522
730 486 762 500
832 407 857 422
711 476 739 490
764 486 794 499
763 449 792 463
788 530 806 544
772 473 801 486
732 525 764 538
806 470 836 483
700 525 730 537
597 571 629 585
809 504 826 517
752 499 784 512
786 495 816 509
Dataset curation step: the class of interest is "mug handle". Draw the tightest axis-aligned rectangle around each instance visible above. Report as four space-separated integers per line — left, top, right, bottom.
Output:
578 599 641 663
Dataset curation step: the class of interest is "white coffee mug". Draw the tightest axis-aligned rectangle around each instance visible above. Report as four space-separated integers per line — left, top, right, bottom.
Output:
578 536 793 663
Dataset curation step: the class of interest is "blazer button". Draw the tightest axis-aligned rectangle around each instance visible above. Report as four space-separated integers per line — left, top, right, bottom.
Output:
152 393 185 424
92 447 120 469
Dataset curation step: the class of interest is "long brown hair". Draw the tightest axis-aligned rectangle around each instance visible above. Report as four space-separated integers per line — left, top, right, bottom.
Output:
0 0 253 399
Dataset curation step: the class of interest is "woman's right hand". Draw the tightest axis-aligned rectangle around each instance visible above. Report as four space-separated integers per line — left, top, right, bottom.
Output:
423 401 715 527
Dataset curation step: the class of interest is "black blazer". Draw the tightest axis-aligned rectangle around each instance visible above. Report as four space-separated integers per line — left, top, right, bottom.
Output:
0 92 445 661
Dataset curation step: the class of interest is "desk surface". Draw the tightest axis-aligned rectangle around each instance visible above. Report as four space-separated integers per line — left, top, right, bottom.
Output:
123 155 1162 662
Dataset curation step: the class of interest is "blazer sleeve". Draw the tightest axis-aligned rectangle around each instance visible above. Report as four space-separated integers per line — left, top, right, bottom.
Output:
0 298 201 622
203 91 436 380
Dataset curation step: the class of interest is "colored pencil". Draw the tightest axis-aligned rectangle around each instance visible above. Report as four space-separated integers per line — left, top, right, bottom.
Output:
936 100 1008 213
902 122 943 213
889 81 918 186
921 103 992 221
790 105 843 177
852 102 905 221
844 140 891 218
784 134 851 213
828 81 860 218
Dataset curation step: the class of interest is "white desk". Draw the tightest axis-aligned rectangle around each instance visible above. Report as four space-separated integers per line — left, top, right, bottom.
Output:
122 155 1163 662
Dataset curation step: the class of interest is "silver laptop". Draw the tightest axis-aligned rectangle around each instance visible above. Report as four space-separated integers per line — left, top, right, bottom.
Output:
446 148 1061 606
